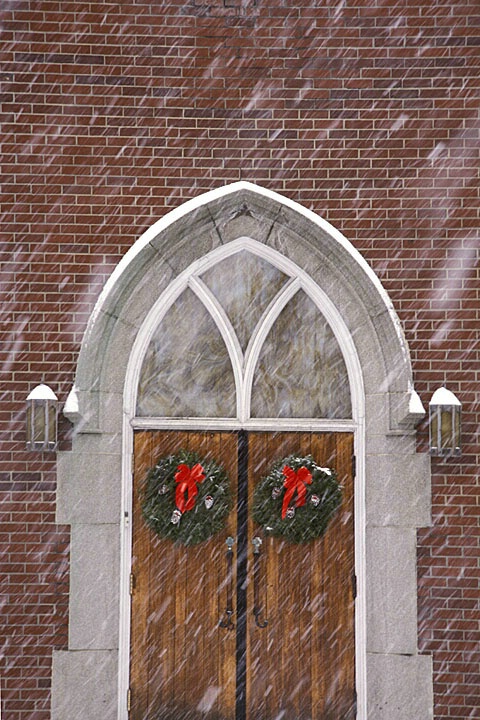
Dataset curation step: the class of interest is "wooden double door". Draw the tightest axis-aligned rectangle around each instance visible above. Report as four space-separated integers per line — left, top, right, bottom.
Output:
130 430 355 720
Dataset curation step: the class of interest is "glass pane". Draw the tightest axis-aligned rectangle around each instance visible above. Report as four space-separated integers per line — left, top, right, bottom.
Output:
201 251 288 352
251 291 352 418
137 288 236 417
33 402 45 443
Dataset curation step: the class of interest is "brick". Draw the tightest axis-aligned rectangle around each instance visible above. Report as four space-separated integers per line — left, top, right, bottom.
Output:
1 1 479 718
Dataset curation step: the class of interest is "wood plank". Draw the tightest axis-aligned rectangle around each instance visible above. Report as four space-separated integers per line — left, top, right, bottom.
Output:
149 430 186 718
183 431 208 714
309 432 330 719
130 430 153 719
296 432 313 719
312 432 355 719
218 431 238 719
335 432 356 718
246 432 269 719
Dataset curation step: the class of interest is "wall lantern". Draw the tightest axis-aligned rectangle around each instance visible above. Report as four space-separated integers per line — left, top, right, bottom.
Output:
429 387 461 457
26 383 58 451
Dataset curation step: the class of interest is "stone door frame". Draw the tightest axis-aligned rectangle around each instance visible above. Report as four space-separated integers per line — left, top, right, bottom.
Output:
53 182 433 720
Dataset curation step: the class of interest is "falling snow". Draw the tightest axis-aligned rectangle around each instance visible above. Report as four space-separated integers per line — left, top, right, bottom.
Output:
0 1 479 719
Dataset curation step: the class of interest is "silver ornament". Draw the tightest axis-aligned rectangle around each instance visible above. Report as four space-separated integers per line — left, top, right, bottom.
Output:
272 487 282 499
311 494 320 507
170 509 182 525
286 506 295 519
204 495 214 509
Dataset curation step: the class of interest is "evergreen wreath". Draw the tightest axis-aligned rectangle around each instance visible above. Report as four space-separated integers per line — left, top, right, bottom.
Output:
142 449 233 546
251 454 342 544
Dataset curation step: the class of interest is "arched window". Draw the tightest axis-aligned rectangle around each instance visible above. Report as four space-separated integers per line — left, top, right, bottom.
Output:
136 245 351 422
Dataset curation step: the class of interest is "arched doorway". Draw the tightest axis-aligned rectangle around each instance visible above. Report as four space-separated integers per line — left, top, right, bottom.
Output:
128 240 357 719
52 183 433 720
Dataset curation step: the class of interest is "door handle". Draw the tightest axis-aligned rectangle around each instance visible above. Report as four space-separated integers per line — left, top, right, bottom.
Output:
252 536 268 628
219 536 235 630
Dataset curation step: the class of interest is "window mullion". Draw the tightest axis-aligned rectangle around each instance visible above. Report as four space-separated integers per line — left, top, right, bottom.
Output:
189 276 245 421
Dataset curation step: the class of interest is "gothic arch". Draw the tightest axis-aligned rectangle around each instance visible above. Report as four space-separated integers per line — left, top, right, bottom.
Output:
53 182 433 720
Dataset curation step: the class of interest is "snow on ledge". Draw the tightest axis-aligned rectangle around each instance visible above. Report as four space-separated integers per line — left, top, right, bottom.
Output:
409 390 426 417
63 385 80 422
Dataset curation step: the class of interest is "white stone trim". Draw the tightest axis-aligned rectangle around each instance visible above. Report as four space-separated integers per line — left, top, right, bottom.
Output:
242 277 300 422
131 417 357 432
189 275 245 419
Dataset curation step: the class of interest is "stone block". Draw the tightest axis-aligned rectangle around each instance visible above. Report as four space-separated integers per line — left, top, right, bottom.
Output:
366 526 418 654
52 649 118 720
367 653 433 720
366 454 431 528
99 391 124 434
69 524 120 650
57 448 122 525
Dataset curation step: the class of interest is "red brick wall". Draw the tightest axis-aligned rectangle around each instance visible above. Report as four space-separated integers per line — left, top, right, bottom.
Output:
0 1 479 718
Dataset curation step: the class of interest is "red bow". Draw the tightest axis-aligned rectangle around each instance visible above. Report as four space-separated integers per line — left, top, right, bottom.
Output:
174 463 206 513
281 465 312 519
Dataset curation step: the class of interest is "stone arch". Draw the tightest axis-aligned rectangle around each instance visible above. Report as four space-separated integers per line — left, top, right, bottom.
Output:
53 182 433 720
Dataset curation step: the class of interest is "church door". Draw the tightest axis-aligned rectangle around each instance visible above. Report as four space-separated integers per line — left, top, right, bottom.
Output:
129 429 355 720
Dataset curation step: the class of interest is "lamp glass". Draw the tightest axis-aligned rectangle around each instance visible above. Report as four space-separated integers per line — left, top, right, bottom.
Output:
440 408 453 449
26 390 58 451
